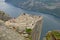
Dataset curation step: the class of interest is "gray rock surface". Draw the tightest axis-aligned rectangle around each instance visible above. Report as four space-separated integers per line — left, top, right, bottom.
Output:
0 24 25 40
0 11 12 21
5 13 43 40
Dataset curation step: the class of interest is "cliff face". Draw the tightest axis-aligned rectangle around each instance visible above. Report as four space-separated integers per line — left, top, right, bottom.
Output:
5 13 43 40
0 13 43 40
0 11 12 21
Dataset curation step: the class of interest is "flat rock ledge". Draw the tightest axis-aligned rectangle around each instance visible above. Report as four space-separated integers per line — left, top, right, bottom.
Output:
0 13 43 40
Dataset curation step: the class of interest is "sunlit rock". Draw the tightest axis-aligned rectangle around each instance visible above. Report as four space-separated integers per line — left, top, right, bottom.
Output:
0 25 25 40
5 13 43 40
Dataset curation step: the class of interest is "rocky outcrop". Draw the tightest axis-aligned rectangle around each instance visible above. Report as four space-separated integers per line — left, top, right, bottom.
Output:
0 20 26 40
5 13 43 40
0 11 12 21
43 31 60 40
0 20 5 26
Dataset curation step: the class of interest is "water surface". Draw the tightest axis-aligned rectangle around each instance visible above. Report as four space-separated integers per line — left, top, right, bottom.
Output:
0 2 60 40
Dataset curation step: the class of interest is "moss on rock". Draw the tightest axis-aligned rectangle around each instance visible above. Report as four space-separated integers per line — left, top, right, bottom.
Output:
0 11 12 21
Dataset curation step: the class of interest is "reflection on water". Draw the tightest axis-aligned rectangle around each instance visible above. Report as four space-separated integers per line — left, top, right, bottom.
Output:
0 2 60 40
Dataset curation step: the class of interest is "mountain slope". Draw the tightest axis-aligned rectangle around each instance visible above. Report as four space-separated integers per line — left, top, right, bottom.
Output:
0 11 12 21
5 0 60 17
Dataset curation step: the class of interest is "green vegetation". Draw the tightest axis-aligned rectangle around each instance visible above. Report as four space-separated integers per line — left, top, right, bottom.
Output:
45 31 60 40
26 28 32 40
0 11 11 21
46 32 52 40
52 31 60 39
28 35 32 40
26 28 32 34
0 20 5 26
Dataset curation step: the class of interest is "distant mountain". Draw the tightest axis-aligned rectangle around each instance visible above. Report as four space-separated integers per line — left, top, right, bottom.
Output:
19 0 60 9
5 0 60 17
18 0 60 17
5 0 60 9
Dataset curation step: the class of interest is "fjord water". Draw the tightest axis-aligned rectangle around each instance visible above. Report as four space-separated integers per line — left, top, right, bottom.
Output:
0 2 60 40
